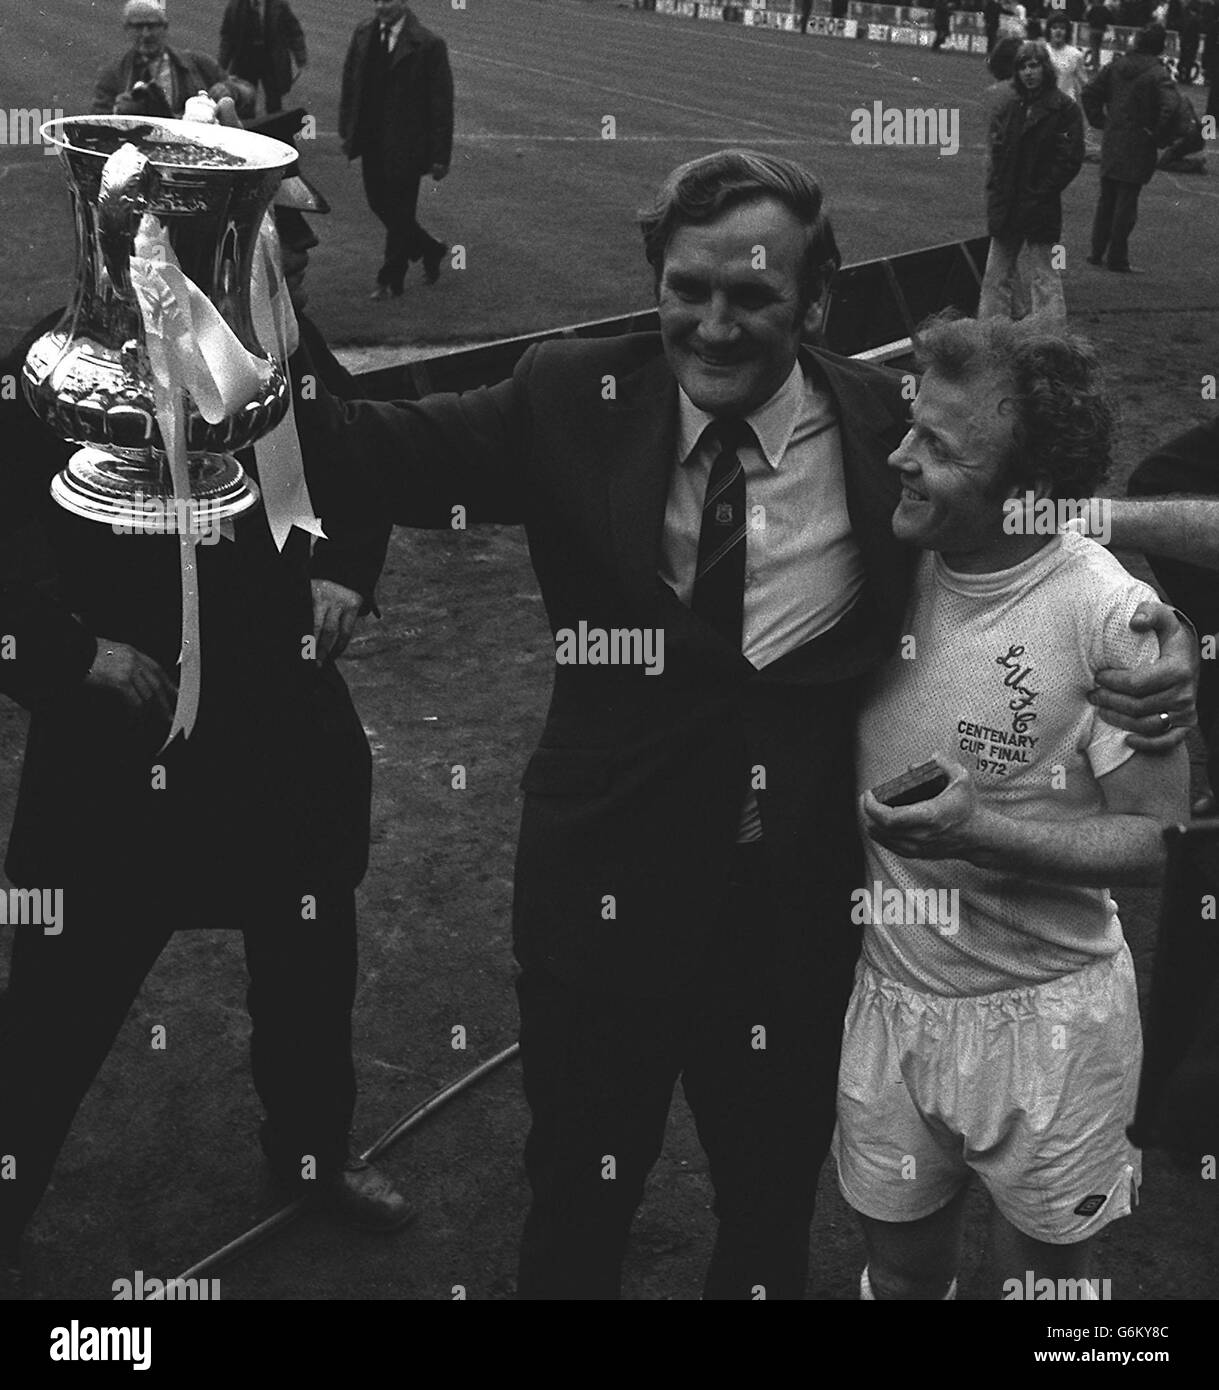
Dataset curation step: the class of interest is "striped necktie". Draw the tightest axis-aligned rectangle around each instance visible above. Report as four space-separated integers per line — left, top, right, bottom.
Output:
692 417 753 649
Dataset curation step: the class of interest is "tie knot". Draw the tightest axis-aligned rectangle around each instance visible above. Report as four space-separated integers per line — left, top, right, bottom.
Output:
704 417 754 456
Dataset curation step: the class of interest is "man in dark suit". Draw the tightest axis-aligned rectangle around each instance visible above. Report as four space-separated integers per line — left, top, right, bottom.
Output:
93 0 226 118
0 110 405 1301
294 150 1197 1299
339 1 453 300
219 0 308 116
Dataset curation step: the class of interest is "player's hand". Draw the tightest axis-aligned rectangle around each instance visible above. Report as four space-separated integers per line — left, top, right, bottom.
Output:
312 579 362 663
1091 601 1198 751
860 753 981 861
84 639 178 723
113 91 142 116
430 163 449 181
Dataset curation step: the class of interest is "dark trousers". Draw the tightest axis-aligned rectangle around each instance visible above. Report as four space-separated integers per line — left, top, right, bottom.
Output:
515 845 856 1300
360 150 445 291
230 53 284 114
1091 176 1142 270
0 887 357 1246
800 1 813 32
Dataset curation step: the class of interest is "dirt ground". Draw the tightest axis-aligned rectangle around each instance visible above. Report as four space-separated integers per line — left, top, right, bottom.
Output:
0 0 1217 1341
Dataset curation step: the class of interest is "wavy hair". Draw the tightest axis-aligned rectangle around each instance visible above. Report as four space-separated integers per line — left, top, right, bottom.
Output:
914 311 1115 502
638 149 841 313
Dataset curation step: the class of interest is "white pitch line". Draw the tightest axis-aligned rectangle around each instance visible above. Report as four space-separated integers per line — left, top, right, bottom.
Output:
449 46 802 139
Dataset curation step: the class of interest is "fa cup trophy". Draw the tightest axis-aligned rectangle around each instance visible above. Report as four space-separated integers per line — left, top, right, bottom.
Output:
23 113 318 742
23 114 297 527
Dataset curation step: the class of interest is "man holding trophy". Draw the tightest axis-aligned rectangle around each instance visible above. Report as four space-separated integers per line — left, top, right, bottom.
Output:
0 102 404 1300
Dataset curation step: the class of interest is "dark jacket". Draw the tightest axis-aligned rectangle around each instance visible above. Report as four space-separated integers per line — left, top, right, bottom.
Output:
219 0 307 97
0 312 389 907
293 332 916 1000
339 12 454 180
92 45 227 117
1082 50 1178 184
987 85 1084 241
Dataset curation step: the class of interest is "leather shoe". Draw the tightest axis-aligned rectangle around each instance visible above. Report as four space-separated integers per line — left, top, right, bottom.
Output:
320 1158 415 1231
422 245 448 285
1086 255 1104 267
369 283 403 301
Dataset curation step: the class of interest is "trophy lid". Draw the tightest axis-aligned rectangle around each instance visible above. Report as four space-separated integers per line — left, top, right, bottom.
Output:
40 115 297 172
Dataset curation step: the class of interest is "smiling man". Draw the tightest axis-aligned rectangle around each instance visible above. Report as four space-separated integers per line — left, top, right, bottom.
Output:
838 312 1190 1301
93 1 226 118
291 151 1195 1299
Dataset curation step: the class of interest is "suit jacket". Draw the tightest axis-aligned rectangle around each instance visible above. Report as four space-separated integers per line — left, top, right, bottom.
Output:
92 45 227 117
0 312 390 907
296 333 915 998
219 0 307 95
339 12 454 180
1081 51 1177 184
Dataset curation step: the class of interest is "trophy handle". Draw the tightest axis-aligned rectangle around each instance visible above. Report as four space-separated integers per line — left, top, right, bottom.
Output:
96 142 161 299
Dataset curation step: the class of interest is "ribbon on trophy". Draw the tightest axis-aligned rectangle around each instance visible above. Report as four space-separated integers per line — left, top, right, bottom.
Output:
250 212 327 553
127 212 324 746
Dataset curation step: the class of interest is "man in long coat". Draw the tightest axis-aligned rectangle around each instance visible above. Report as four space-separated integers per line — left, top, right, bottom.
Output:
339 1 453 299
219 0 308 116
1082 22 1178 272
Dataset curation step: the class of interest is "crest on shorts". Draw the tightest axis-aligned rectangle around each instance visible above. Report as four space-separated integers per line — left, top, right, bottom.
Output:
1073 1193 1108 1217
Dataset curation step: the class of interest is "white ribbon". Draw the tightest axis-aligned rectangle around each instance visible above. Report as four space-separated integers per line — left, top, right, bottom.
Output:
251 212 326 551
125 213 323 743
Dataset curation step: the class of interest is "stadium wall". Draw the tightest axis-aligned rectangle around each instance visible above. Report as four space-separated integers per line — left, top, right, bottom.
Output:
632 0 1206 82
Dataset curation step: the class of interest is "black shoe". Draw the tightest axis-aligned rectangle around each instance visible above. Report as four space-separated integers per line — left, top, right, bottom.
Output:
1107 262 1135 273
422 245 448 285
369 283 404 301
1086 255 1104 267
320 1158 415 1232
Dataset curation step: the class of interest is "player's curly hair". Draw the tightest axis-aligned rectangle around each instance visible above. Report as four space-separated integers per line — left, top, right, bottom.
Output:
914 311 1115 502
638 149 841 314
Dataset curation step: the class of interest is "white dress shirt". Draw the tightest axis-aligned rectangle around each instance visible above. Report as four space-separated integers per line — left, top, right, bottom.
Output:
660 358 866 839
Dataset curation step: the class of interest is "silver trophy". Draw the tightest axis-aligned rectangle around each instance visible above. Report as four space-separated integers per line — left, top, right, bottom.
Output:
23 115 296 529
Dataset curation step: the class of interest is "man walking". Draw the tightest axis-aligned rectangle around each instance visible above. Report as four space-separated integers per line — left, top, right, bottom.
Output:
1082 23 1178 272
219 0 308 115
339 1 453 300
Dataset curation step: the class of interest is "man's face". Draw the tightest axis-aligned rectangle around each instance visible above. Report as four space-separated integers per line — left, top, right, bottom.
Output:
1017 56 1045 90
888 369 1020 564
657 197 814 418
374 0 408 26
126 12 168 63
275 210 319 314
